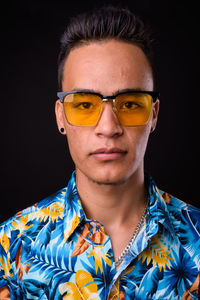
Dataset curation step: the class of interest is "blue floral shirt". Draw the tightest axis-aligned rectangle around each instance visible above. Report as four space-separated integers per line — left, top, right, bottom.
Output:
0 171 200 299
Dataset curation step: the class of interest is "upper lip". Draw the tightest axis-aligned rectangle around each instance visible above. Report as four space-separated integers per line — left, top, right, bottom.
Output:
91 147 127 154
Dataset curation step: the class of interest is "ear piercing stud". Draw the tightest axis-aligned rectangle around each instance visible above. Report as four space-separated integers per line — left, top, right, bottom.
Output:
151 127 155 133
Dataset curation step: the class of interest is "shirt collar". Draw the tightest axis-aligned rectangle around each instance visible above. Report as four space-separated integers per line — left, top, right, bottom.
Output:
147 175 175 237
63 171 175 242
63 171 86 242
116 176 176 274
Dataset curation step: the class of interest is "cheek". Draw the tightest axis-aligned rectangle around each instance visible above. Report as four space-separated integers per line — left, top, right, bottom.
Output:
65 127 88 163
66 129 79 158
127 124 151 158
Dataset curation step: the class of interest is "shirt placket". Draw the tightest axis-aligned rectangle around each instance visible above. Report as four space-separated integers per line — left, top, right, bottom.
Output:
107 218 159 299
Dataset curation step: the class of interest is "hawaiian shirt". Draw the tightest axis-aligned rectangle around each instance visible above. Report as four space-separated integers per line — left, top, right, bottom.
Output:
0 171 200 299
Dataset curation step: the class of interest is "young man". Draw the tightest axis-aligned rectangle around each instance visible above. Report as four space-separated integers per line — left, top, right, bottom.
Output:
0 6 200 299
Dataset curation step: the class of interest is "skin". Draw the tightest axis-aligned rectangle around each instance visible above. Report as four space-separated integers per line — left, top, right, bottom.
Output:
55 39 159 260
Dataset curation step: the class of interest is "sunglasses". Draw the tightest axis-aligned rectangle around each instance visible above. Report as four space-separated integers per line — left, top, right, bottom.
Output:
57 90 159 127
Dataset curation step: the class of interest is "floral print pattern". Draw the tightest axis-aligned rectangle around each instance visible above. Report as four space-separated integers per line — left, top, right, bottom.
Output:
0 171 200 299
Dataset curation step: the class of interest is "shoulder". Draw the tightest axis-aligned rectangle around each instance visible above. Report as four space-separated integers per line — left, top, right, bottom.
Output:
0 186 68 288
0 186 68 240
161 191 200 222
160 191 200 269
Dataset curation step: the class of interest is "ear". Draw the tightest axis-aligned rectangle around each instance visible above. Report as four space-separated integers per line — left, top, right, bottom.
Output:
151 99 160 132
55 100 66 134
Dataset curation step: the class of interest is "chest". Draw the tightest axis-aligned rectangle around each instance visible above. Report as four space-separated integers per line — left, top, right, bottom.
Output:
6 221 199 299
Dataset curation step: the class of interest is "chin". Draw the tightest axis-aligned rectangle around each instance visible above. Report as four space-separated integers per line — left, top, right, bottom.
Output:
86 166 135 186
91 177 127 186
76 156 142 186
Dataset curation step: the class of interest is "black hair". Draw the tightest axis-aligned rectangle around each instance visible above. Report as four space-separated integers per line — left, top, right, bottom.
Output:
58 6 155 90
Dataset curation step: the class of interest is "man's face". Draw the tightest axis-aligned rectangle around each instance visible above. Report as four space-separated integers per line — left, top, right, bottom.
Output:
56 40 159 185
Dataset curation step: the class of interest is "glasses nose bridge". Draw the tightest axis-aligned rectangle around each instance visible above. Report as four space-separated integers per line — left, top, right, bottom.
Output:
102 96 116 111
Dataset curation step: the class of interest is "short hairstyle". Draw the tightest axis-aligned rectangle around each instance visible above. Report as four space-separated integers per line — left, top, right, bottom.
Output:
58 6 155 90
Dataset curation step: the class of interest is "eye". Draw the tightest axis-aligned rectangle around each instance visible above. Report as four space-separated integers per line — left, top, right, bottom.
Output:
120 101 139 110
75 102 93 109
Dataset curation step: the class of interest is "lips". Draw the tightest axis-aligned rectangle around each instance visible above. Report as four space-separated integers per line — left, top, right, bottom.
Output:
90 147 127 161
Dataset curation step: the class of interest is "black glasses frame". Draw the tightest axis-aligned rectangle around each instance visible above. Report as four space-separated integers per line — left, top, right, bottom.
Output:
57 90 159 103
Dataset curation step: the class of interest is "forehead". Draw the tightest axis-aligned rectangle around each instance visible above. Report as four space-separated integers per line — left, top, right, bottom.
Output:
62 39 153 93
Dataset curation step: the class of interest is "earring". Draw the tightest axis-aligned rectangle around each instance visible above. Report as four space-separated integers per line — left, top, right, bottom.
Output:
150 127 154 133
60 128 65 133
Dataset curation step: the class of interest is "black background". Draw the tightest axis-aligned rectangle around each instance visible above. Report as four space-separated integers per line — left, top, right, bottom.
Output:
1 0 199 223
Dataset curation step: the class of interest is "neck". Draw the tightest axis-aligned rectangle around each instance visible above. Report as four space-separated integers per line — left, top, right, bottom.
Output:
76 168 148 230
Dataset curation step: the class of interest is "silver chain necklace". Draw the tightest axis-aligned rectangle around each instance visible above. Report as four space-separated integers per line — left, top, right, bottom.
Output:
115 199 149 268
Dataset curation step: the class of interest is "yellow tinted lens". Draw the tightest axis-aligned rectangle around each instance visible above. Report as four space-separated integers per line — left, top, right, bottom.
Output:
63 93 102 126
116 93 153 126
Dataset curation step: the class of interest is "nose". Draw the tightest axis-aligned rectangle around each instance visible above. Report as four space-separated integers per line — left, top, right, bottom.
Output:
94 101 123 138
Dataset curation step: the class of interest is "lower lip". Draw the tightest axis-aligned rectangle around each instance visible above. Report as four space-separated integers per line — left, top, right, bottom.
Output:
91 152 126 161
